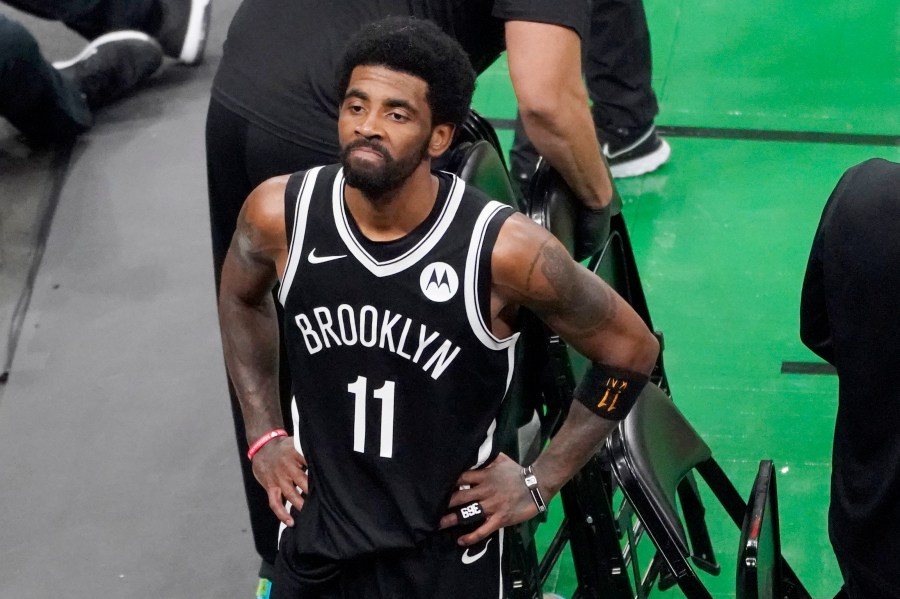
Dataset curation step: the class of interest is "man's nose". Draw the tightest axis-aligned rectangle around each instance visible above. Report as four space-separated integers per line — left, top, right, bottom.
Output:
356 113 382 138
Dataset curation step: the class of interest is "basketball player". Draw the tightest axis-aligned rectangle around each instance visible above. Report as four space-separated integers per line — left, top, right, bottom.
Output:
209 3 619 590
218 18 659 598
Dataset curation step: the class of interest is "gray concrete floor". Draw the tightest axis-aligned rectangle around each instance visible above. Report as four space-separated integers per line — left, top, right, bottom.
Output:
0 2 259 597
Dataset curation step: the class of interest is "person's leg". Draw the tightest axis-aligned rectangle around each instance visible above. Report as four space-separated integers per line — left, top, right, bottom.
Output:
585 0 669 177
3 0 157 40
0 14 91 142
337 528 505 598
269 524 342 599
206 97 335 581
585 0 657 134
510 0 667 185
5 0 210 64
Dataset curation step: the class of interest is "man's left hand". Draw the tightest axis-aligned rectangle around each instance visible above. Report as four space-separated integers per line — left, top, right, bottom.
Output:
439 452 540 546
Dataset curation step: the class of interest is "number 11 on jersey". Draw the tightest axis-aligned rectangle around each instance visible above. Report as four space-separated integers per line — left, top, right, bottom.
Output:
347 376 395 458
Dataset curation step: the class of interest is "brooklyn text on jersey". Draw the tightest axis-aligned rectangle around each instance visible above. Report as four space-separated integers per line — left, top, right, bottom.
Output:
293 303 461 380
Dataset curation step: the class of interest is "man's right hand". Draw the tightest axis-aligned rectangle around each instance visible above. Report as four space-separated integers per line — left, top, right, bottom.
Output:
251 437 308 526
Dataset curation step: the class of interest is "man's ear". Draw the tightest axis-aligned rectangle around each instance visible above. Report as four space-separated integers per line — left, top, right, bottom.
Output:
427 124 455 158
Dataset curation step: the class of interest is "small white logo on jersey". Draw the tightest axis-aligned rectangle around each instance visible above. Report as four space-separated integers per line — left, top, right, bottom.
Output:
307 248 347 264
461 538 492 565
419 262 458 302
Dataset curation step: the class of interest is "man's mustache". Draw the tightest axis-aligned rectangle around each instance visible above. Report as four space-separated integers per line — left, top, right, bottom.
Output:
344 139 392 159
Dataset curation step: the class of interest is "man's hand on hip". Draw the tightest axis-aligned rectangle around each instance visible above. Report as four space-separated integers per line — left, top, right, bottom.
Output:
439 452 540 546
252 437 308 526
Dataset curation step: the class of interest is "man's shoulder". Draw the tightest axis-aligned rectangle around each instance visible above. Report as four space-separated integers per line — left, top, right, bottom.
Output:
245 176 290 228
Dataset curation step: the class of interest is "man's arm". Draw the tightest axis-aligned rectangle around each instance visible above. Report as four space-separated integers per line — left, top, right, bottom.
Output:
442 213 659 545
799 224 834 365
505 21 614 209
218 175 307 526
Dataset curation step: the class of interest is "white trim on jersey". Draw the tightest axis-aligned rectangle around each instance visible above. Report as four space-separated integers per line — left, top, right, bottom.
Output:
331 168 465 277
497 527 505 599
277 502 289 548
290 397 305 457
474 419 497 468
278 166 324 306
463 200 520 352
279 396 306 549
466 201 521 471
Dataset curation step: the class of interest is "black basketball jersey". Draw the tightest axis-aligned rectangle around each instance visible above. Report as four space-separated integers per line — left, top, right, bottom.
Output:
277 164 518 560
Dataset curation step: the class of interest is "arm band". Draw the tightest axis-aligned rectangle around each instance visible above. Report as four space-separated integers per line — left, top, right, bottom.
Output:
522 465 547 514
574 362 649 421
247 428 289 461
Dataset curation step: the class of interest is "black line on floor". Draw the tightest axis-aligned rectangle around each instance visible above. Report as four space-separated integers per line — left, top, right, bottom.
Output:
2 139 75 383
780 361 837 375
657 126 899 147
485 118 899 147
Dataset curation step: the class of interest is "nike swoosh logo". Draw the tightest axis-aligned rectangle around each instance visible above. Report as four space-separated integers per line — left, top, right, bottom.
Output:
307 248 347 264
461 538 492 565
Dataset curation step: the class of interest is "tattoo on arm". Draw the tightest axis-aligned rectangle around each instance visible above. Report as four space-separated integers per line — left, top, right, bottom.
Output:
530 242 617 338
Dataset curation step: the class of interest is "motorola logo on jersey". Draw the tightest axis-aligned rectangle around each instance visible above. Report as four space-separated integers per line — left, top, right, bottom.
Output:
419 262 459 302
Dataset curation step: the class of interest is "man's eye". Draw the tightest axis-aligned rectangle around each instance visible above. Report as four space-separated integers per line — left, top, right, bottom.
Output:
389 112 408 122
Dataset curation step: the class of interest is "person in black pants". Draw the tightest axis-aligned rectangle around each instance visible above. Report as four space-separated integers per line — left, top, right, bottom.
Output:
510 0 670 185
0 0 210 143
800 158 900 599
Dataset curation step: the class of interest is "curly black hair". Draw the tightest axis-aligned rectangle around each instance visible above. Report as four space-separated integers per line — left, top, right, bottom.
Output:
335 16 476 129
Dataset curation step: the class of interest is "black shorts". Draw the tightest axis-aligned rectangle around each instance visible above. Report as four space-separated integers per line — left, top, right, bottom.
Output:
270 526 507 599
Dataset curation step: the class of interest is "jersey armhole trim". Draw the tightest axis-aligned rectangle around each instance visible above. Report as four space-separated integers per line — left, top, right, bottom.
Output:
278 166 324 306
464 201 520 351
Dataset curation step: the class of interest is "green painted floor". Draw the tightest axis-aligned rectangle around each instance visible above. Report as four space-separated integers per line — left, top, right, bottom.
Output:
472 1 899 597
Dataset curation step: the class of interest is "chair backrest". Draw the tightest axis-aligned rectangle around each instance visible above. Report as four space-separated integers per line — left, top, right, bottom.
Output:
456 109 509 170
526 160 624 260
737 460 782 599
608 383 713 557
526 164 578 257
445 140 519 209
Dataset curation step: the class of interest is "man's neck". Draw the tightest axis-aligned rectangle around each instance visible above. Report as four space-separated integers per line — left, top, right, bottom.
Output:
344 163 439 242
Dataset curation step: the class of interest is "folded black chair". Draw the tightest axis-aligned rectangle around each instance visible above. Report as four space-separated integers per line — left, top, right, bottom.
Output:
607 386 811 599
446 114 724 599
738 460 781 599
523 160 722 599
444 116 635 598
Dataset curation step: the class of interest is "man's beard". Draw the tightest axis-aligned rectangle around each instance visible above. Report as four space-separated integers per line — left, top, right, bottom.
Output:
340 137 430 201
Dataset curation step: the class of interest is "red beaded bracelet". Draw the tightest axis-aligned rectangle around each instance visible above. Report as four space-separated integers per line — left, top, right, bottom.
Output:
247 429 289 461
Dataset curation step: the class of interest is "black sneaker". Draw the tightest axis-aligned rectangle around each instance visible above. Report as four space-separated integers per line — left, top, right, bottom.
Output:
153 0 211 65
54 31 163 111
602 124 671 178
